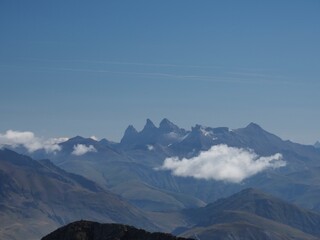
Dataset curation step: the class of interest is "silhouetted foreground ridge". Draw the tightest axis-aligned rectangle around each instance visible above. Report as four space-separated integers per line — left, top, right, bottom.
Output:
41 220 193 240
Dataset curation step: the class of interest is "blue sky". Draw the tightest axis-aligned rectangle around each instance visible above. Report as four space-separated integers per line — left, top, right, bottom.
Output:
0 0 319 144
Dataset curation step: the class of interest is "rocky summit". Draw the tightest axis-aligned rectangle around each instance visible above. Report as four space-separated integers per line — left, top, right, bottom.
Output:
41 220 192 240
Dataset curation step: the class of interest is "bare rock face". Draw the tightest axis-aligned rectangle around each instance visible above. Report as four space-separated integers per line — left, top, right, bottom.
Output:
41 220 193 240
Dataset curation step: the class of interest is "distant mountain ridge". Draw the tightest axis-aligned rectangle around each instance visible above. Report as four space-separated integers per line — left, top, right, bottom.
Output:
3 119 320 213
4 119 318 157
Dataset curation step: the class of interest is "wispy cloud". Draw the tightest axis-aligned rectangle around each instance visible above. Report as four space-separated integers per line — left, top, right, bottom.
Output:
21 58 223 70
71 144 97 156
0 65 291 85
158 144 286 183
0 130 68 153
1 59 295 86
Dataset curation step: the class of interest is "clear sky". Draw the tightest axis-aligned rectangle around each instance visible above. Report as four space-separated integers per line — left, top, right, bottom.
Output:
0 0 319 144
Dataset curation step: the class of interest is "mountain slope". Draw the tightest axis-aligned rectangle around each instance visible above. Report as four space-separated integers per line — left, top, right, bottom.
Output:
0 149 155 240
179 188 320 240
180 221 318 240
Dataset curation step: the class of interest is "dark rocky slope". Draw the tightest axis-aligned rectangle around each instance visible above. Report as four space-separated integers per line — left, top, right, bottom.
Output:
41 220 192 240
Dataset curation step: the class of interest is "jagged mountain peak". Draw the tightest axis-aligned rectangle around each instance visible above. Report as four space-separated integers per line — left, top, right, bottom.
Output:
120 125 138 144
160 118 174 128
159 118 181 132
245 122 264 131
143 118 157 131
314 141 320 149
120 119 189 147
125 125 138 134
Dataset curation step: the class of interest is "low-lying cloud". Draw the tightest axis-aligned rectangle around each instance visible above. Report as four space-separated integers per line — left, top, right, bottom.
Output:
72 144 97 156
158 144 286 183
0 130 68 153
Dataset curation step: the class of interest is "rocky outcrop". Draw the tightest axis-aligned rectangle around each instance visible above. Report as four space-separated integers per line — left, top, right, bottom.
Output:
41 220 192 240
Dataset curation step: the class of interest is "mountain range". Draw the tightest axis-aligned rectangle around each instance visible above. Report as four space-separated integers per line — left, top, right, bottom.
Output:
2 119 320 239
9 119 320 212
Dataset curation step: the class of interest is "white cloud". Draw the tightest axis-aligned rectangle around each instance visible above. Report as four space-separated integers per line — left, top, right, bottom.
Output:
72 144 97 156
0 130 68 153
43 137 69 152
158 144 286 183
147 145 154 151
